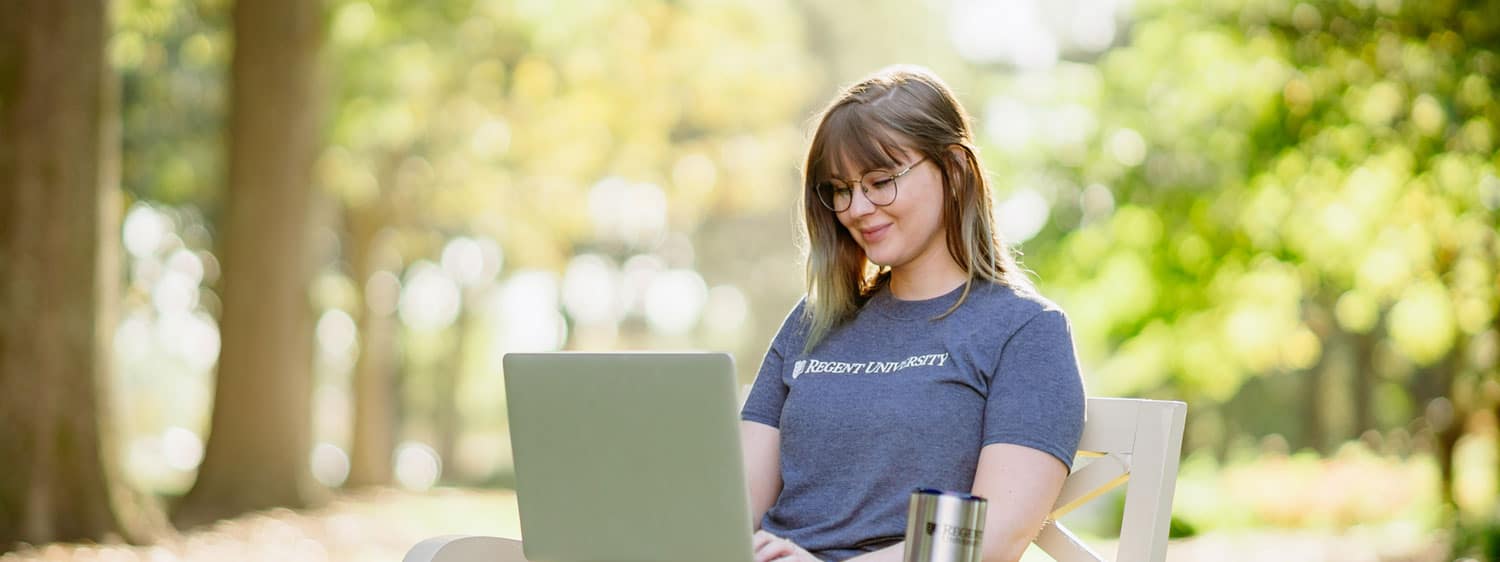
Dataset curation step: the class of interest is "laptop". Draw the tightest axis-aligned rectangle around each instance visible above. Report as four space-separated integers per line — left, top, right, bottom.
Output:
503 352 756 562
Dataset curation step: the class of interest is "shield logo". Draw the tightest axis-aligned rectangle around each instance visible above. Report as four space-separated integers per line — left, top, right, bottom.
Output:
792 360 807 379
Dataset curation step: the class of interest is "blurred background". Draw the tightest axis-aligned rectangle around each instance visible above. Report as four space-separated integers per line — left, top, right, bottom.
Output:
1 0 1498 560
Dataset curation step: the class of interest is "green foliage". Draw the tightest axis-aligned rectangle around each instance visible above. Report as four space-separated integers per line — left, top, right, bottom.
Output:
1018 0 1500 452
1452 513 1500 561
116 0 229 209
320 0 822 271
1168 515 1198 539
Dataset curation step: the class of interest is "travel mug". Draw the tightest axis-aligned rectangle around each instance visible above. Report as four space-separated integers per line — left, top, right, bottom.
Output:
902 488 987 562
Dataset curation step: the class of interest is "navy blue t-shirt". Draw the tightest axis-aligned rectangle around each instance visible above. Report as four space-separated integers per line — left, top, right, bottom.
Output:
740 280 1086 561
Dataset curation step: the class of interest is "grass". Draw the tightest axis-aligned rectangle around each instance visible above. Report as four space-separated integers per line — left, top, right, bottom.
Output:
0 487 1451 562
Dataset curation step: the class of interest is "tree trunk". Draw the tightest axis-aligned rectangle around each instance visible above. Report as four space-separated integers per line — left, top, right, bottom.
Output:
344 206 399 488
1299 297 1337 454
435 305 473 483
172 0 326 528
0 0 166 548
1300 364 1325 453
1351 330 1377 435
1419 348 1464 508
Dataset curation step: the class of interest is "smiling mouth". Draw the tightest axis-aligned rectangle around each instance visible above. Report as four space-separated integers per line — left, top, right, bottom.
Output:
860 224 892 241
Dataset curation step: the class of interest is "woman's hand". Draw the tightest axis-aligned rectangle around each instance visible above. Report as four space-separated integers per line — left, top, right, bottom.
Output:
753 530 821 562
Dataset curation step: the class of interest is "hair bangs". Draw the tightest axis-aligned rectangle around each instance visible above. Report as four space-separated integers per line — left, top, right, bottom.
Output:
812 104 910 183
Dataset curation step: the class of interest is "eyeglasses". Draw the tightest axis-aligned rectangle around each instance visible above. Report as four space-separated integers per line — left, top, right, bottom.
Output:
814 156 928 213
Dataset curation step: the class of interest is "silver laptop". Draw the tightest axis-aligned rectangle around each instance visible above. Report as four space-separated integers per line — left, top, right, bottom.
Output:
503 352 756 562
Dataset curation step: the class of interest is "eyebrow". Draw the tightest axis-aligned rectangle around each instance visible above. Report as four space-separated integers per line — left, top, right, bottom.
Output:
825 153 912 182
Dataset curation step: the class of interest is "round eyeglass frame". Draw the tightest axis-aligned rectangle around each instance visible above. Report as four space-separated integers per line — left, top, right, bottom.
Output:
814 156 929 213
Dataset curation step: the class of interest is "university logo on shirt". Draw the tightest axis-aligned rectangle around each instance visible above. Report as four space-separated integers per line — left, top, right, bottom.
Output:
790 354 951 379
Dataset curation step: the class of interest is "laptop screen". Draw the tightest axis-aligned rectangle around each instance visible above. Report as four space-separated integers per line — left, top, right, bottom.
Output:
503 352 756 562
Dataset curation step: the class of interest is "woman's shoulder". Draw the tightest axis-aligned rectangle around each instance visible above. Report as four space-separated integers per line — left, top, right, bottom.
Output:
767 295 812 346
962 278 1065 321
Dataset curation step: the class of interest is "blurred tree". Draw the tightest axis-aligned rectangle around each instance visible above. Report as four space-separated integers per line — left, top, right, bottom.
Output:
0 0 167 548
172 0 328 527
1018 0 1498 509
314 0 825 484
115 0 229 209
343 198 401 487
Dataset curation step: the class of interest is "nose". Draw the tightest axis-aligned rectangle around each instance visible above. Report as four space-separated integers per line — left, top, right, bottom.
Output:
845 186 877 217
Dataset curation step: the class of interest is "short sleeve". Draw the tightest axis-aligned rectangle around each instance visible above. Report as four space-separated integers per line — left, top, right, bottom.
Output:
982 308 1086 469
740 299 807 428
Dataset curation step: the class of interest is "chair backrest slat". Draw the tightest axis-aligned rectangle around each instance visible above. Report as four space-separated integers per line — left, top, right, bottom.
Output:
1050 452 1130 519
1036 398 1186 562
1114 399 1186 562
1077 398 1146 455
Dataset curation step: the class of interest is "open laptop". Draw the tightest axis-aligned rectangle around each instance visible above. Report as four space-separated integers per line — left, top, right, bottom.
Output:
503 352 756 562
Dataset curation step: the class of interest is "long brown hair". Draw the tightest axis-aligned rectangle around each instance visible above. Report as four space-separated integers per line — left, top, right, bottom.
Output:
799 65 1029 352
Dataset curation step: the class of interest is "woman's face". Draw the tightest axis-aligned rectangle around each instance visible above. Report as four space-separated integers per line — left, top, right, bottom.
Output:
830 146 949 274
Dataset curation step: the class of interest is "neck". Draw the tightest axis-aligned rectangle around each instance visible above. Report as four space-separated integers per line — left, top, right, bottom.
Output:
888 257 968 300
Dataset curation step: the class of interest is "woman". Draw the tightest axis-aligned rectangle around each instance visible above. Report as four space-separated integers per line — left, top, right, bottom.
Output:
739 65 1086 562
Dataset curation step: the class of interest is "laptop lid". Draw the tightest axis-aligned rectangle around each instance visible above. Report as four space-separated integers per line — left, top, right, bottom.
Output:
503 352 755 562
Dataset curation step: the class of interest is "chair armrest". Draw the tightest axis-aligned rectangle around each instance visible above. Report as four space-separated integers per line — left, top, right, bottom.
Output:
403 535 528 562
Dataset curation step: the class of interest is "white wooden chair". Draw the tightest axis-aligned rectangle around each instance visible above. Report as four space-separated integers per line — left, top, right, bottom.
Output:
403 397 1186 562
1037 398 1187 562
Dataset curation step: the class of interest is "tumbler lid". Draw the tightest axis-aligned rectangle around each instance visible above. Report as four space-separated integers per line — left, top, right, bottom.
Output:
913 488 986 502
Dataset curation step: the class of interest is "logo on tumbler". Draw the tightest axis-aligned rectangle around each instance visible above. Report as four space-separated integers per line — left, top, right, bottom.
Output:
792 360 807 379
926 522 983 546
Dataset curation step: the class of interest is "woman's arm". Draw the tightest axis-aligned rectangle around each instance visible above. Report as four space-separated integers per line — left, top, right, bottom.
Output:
741 420 783 530
844 444 1066 562
971 443 1070 562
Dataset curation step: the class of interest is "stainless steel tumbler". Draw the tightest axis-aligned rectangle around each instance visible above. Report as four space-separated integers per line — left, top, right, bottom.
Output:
902 488 987 562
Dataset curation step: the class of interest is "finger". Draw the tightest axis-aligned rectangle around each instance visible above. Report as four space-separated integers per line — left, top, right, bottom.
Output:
753 538 791 562
755 539 788 557
756 545 791 562
752 530 775 550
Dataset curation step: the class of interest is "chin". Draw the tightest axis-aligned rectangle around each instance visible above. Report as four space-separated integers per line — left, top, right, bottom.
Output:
861 246 904 268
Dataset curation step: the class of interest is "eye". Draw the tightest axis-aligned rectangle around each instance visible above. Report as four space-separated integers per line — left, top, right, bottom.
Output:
816 181 849 196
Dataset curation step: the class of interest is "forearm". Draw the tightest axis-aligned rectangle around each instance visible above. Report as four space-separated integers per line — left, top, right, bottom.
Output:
979 526 1033 562
971 444 1070 562
973 497 1046 562
740 421 782 530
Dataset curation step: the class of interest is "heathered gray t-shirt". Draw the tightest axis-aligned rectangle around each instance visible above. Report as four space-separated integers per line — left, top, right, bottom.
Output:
740 280 1086 561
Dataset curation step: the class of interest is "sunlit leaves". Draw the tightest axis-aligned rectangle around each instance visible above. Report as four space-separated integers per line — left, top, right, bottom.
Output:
331 1 378 47
1027 0 1499 431
1218 259 1309 373
1388 280 1457 366
116 0 228 205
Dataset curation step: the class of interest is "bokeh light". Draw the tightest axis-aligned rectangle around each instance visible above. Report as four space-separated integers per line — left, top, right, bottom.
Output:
995 187 1050 244
311 443 351 488
561 254 620 327
644 269 707 336
394 442 441 492
316 309 358 364
162 426 204 472
398 262 461 332
495 270 565 352
123 203 170 258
